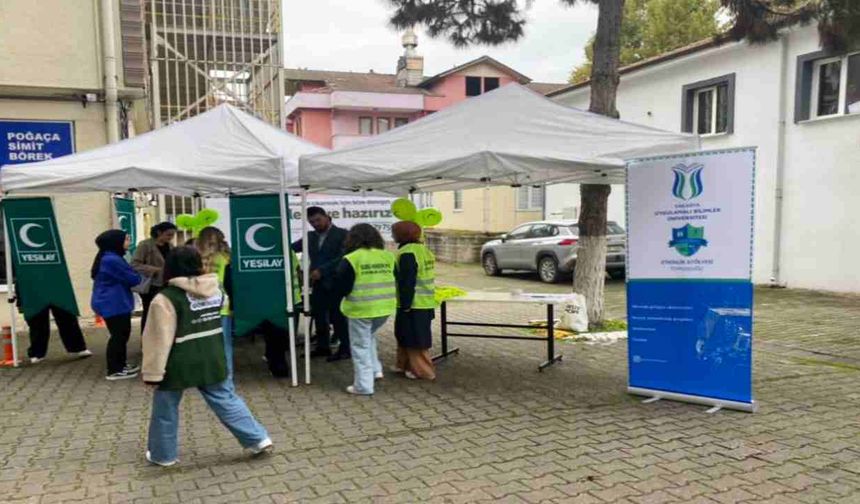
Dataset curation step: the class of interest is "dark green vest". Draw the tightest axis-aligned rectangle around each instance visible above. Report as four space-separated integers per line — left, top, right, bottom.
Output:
159 285 227 390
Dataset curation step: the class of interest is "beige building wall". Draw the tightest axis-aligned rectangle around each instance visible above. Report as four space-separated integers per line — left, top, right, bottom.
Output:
434 187 542 234
0 0 139 327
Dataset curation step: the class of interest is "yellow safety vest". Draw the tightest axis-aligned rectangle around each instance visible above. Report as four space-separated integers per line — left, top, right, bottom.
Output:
340 248 396 319
396 243 436 310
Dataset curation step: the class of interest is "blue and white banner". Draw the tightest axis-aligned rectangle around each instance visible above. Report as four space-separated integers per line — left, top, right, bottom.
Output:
0 120 75 166
626 148 756 411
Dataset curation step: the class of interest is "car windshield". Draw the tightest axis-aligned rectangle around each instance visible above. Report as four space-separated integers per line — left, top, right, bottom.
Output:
566 223 625 236
607 222 625 234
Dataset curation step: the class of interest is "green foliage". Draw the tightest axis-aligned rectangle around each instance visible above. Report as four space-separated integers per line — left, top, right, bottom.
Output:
591 318 628 332
570 0 722 84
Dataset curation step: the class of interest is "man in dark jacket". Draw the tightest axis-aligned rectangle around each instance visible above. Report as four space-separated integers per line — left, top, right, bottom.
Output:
292 207 349 361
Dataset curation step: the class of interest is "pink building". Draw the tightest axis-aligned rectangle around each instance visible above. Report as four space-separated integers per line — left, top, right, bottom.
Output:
284 30 565 150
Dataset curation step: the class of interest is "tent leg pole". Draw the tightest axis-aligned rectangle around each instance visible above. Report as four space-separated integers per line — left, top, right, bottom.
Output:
278 166 298 387
301 189 311 385
2 205 20 367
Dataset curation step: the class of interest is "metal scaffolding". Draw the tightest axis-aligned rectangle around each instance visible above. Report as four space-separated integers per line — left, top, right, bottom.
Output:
143 0 285 231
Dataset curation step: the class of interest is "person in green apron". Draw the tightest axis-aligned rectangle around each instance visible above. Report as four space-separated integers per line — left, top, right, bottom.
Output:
334 224 397 396
141 246 271 466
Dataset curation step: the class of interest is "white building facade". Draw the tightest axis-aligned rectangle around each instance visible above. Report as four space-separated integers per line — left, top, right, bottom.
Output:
548 24 860 293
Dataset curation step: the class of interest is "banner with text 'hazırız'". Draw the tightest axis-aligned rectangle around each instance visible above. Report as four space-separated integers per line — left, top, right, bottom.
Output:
626 148 756 411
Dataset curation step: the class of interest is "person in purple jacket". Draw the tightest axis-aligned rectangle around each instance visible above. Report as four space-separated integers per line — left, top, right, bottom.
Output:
91 230 143 381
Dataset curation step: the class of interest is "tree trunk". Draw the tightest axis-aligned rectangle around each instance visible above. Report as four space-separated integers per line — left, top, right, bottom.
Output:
573 0 624 328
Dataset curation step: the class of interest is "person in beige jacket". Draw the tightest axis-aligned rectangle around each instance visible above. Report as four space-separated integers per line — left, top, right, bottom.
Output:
132 222 177 333
142 246 271 467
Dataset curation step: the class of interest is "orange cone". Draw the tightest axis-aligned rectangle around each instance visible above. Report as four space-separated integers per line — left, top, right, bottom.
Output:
1 326 14 366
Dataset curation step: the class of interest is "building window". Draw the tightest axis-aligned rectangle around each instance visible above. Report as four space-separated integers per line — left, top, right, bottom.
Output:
359 116 373 135
418 192 434 208
682 74 735 135
517 186 545 211
466 76 482 97
484 77 500 92
811 53 859 118
453 190 464 210
377 117 390 134
394 117 409 128
796 50 860 121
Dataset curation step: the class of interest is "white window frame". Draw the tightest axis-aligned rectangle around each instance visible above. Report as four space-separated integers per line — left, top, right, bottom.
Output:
418 192 434 209
810 52 860 119
692 86 719 136
358 116 373 136
516 186 544 212
453 190 463 211
811 56 845 119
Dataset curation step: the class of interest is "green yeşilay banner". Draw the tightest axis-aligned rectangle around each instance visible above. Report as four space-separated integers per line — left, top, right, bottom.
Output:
114 197 137 255
229 194 295 337
2 197 79 319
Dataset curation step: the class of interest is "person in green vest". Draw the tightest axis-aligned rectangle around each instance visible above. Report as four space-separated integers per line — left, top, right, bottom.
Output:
391 221 437 381
334 224 396 396
141 246 271 467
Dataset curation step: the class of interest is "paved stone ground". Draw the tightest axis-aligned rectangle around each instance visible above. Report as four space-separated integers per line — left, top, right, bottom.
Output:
1 263 859 504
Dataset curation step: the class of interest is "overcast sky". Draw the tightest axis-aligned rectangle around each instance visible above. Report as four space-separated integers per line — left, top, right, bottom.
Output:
283 1 598 84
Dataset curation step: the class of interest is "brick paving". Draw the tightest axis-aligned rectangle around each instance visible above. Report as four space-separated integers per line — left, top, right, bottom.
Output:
1 263 859 503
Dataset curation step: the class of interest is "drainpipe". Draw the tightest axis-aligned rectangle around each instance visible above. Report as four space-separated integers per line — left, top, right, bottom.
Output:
100 0 120 143
770 34 789 287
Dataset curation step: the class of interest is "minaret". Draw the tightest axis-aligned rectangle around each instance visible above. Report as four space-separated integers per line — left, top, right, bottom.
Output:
396 28 425 87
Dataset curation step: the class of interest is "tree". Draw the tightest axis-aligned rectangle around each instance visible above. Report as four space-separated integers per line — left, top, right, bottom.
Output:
385 0 860 328
571 0 722 84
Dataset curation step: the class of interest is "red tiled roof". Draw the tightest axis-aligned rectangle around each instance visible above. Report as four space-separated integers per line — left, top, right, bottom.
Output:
283 68 431 95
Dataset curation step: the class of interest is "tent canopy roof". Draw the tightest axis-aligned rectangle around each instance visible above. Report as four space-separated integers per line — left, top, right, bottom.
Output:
298 83 699 194
0 104 325 196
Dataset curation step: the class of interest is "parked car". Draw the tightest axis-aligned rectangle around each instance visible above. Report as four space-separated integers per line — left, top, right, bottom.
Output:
480 220 626 283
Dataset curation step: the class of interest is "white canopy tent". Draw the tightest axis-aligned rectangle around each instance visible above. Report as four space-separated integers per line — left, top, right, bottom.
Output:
294 85 700 362
0 105 323 385
1 104 323 196
298 83 700 194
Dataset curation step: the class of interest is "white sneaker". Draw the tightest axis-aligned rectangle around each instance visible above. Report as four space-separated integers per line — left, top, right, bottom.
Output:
29 356 44 364
404 371 418 380
124 363 141 373
73 349 93 359
145 450 178 467
374 372 384 380
248 438 273 457
106 369 139 381
345 385 372 396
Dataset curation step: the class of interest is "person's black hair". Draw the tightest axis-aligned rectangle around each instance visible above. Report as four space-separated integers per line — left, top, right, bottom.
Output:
306 206 327 219
163 246 204 282
150 221 178 239
91 229 127 279
345 223 385 253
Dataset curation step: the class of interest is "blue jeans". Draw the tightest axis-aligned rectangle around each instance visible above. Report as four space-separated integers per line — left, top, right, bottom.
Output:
147 380 269 464
348 316 388 394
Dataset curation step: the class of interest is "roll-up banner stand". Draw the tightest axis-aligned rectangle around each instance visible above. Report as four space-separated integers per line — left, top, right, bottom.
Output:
626 148 757 413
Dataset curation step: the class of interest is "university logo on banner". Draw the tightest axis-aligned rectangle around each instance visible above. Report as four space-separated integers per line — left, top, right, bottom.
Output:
671 163 705 201
236 217 285 272
10 218 61 265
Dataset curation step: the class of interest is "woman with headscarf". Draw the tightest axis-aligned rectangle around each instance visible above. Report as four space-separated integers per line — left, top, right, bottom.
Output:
391 221 437 381
132 222 178 333
91 229 143 380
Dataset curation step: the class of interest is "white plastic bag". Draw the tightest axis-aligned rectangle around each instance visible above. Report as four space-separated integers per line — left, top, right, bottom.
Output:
560 293 589 332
